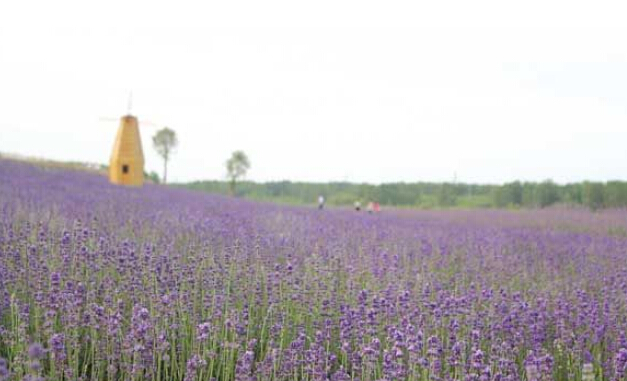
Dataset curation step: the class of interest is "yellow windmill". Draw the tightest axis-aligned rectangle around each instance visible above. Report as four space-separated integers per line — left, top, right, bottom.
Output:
101 94 157 186
109 114 144 186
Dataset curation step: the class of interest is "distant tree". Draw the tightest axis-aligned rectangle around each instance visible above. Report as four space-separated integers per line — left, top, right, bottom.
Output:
604 181 627 208
145 171 161 184
583 182 605 211
437 183 457 207
562 183 584 205
521 182 535 207
226 151 251 196
492 186 508 208
152 127 178 184
493 181 524 208
509 181 523 206
535 179 559 208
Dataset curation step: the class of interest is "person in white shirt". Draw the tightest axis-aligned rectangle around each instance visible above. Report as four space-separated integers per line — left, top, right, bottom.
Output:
318 195 325 210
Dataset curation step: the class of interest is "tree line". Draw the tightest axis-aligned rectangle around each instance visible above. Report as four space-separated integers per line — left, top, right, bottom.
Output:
491 180 627 210
179 179 627 210
151 128 625 211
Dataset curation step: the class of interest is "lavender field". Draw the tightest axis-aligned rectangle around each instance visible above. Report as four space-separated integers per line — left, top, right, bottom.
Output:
1 159 627 381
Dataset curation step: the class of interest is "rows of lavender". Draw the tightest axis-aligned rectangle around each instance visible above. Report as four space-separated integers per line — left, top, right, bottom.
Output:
1 159 627 381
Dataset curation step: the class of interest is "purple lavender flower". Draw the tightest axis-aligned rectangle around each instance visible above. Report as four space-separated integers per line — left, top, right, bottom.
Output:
184 354 206 381
196 322 211 341
27 343 45 360
0 358 9 381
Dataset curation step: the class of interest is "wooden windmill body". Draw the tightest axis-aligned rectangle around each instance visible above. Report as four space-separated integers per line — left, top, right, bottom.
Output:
109 115 145 186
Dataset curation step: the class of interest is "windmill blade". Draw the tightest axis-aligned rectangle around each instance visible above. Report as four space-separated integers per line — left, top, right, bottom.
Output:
99 117 160 128
139 120 160 128
99 113 162 130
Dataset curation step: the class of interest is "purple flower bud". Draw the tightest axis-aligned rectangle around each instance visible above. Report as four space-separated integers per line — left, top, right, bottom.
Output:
28 343 45 360
49 334 65 353
197 322 212 341
0 358 8 380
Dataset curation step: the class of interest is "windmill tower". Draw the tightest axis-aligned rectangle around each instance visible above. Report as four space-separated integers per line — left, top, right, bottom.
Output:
107 94 145 186
109 114 145 186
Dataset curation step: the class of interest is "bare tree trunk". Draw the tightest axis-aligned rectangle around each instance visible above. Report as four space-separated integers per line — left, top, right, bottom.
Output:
163 158 168 184
162 151 169 184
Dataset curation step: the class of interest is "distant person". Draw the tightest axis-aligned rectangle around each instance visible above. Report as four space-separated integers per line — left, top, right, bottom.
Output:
374 202 381 213
367 202 374 214
318 195 325 210
354 200 361 211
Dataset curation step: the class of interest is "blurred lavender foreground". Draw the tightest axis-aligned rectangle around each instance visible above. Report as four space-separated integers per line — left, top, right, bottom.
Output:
1 158 627 381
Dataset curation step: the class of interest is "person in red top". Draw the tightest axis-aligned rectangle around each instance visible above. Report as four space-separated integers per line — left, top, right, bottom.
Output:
373 202 380 213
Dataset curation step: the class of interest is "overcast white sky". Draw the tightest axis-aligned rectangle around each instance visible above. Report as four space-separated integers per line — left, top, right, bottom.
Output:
1 0 626 184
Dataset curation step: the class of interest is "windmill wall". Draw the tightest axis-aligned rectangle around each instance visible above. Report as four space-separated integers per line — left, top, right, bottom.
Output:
109 115 145 186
